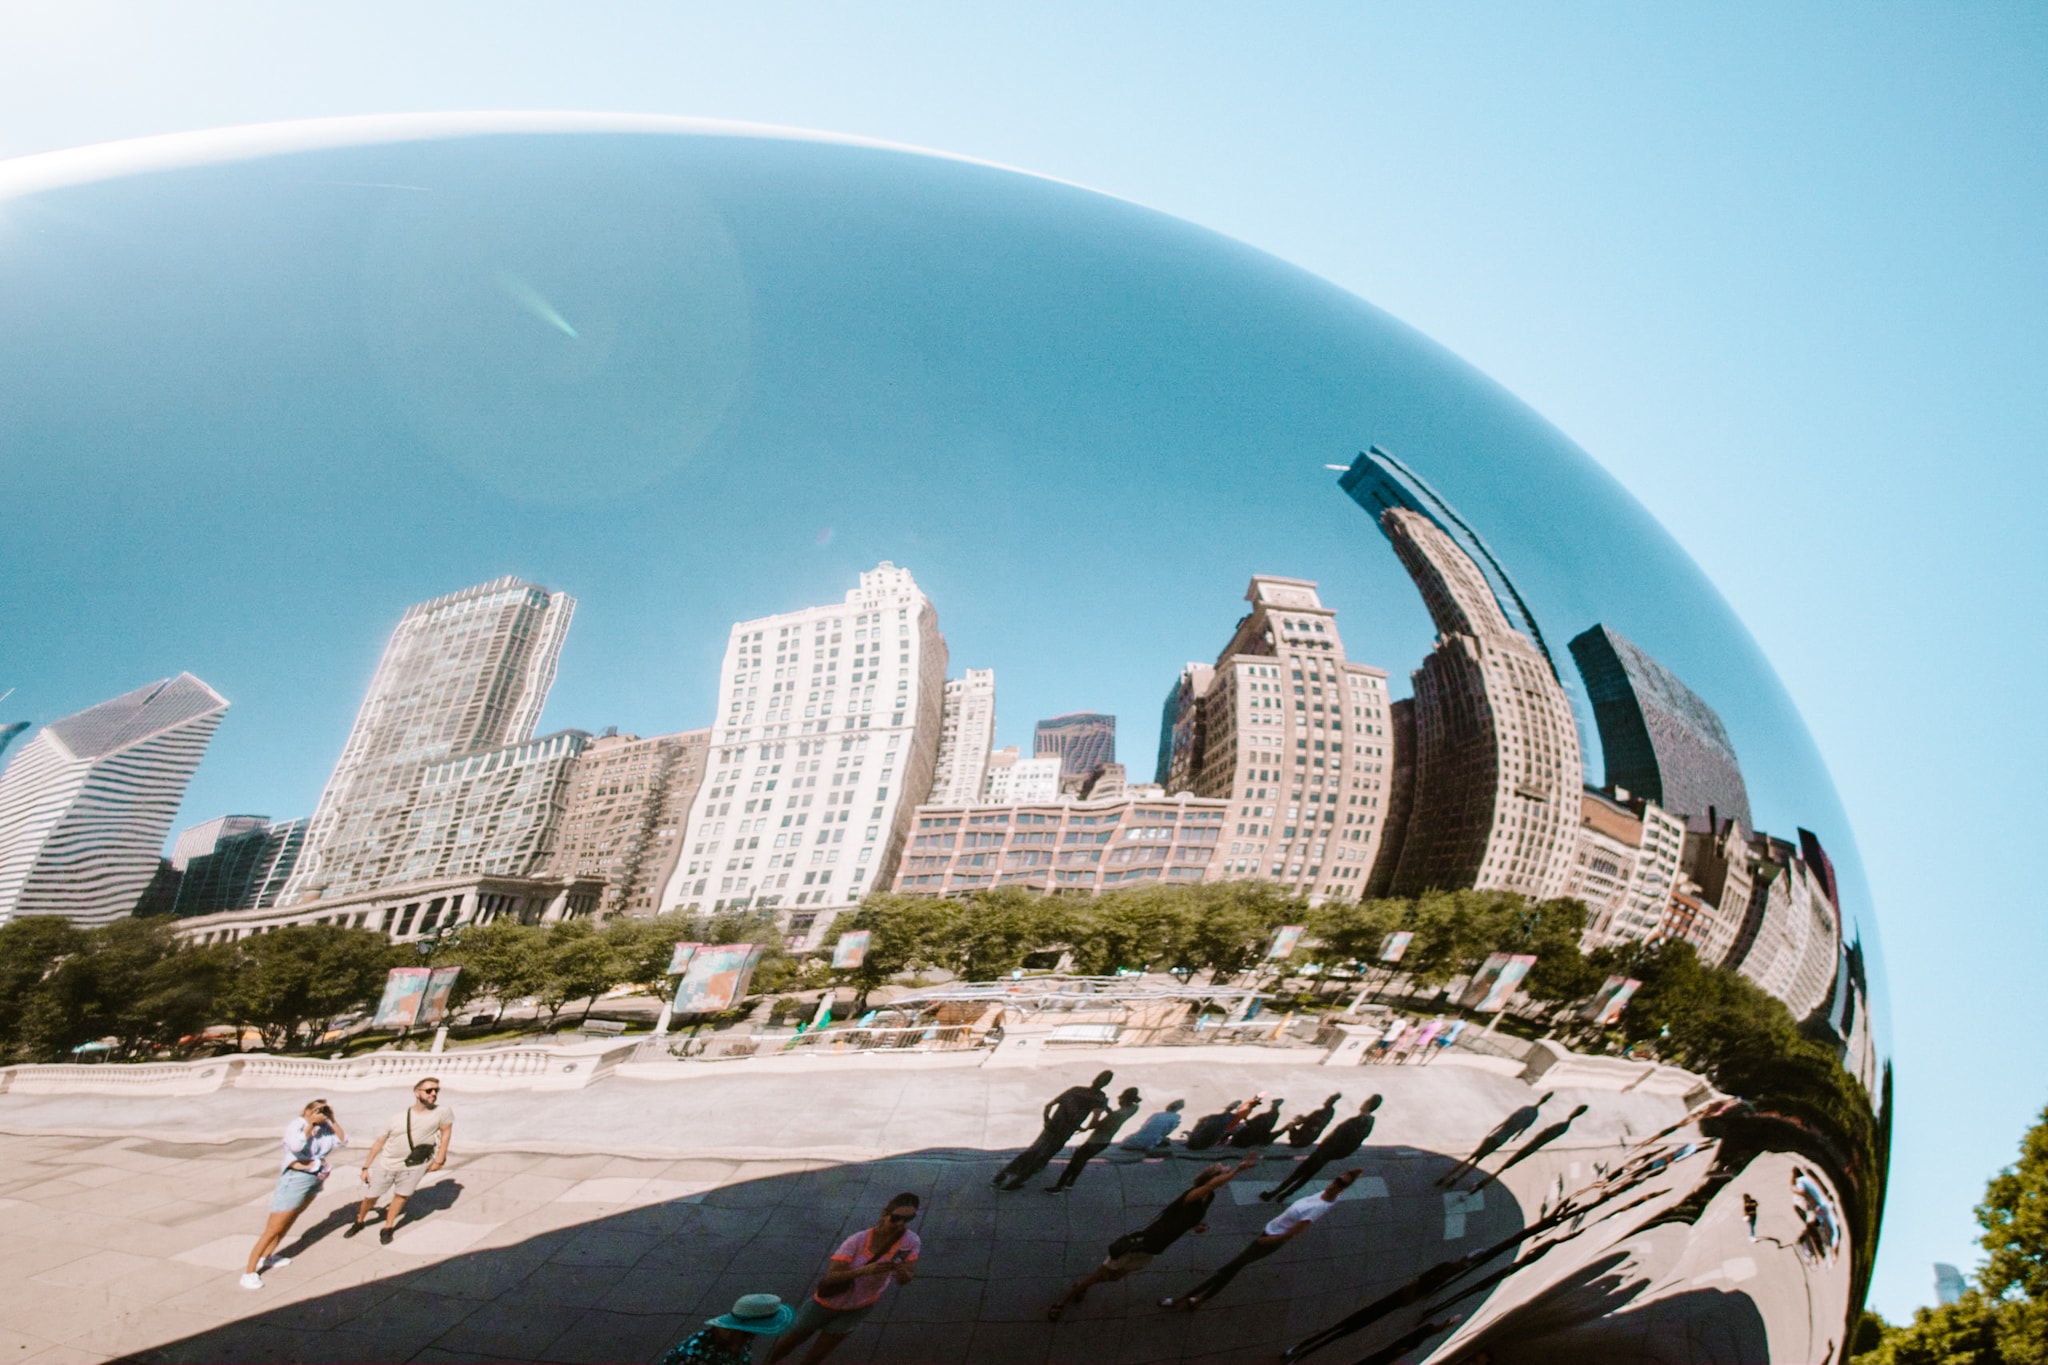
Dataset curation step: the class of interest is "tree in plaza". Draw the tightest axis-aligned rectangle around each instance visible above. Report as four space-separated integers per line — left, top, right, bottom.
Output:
533 920 625 1029
1303 896 1405 993
1494 896 1602 1004
224 924 398 1051
28 918 241 1059
443 921 550 1026
1979 1101 2048 1362
1369 889 1477 988
0 916 88 1061
1067 883 1198 975
1178 879 1303 978
1854 1102 2048 1365
942 886 1080 981
834 893 957 1010
602 913 697 992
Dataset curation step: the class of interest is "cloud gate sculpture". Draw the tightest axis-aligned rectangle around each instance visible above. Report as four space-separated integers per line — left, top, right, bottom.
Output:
0 117 1887 1363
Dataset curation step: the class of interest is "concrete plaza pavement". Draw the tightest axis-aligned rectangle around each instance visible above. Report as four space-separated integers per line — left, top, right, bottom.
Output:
0 1055 1690 1364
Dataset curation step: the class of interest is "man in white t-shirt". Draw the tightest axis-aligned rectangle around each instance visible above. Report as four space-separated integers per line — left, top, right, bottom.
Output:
346 1077 453 1244
1159 1167 1362 1310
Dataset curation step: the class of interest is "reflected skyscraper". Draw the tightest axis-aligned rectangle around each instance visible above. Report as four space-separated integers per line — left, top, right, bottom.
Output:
1033 712 1116 785
171 817 308 918
1164 575 1394 900
659 562 948 947
545 729 710 918
1570 623 1752 829
1376 509 1581 899
0 674 229 927
395 729 590 884
929 669 997 806
283 577 574 905
1339 446 1558 678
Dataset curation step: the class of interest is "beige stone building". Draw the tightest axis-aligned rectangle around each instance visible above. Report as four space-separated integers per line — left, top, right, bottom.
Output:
174 870 604 946
1156 575 1394 903
1565 788 1686 950
1727 835 1841 1021
544 728 710 918
1376 509 1581 900
1662 814 1754 967
893 790 1228 897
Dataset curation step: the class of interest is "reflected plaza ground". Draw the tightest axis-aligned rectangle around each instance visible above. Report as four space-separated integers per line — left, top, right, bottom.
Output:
0 1047 1843 1364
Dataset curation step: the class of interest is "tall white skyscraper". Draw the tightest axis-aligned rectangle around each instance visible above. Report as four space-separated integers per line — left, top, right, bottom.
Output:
659 562 948 940
0 674 229 927
283 577 575 905
928 669 996 806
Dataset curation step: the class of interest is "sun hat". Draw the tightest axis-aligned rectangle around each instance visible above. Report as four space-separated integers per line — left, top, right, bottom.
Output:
708 1293 796 1335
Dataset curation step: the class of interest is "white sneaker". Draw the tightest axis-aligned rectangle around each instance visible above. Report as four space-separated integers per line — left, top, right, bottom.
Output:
260 1255 292 1270
239 1272 263 1290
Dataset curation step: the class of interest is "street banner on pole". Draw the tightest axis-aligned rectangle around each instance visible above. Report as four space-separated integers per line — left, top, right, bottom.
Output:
672 943 763 1014
1462 953 1537 1012
417 966 463 1028
831 930 871 970
1378 931 1414 964
372 968 432 1029
1585 975 1643 1025
666 941 702 977
1267 925 1306 960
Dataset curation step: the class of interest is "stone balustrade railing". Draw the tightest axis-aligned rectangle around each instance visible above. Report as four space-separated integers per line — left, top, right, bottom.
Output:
0 1038 640 1098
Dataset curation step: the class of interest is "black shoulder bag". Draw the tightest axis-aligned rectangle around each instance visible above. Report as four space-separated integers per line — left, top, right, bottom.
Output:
403 1110 438 1167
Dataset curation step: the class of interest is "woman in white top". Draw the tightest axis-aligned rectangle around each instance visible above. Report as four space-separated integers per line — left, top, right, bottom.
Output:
242 1099 345 1289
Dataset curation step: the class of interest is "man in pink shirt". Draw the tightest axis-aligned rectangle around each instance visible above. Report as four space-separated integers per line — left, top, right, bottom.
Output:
767 1193 921 1364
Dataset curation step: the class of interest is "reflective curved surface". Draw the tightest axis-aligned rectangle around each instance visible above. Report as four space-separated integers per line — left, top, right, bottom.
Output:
0 119 1887 1363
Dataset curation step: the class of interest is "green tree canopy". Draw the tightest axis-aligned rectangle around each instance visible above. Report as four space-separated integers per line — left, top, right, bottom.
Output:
224 924 398 1050
1855 1100 2048 1365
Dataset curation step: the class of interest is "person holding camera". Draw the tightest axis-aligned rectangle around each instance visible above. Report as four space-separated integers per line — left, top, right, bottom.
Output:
766 1193 921 1365
347 1076 452 1243
241 1098 344 1289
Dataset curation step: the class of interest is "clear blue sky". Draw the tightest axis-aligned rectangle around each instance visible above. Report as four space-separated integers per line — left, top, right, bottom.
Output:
3 3 2042 1323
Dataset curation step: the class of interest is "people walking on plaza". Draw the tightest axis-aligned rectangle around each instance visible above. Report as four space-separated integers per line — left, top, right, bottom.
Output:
1394 1016 1443 1063
660 1293 795 1364
1119 1098 1185 1154
1046 1154 1258 1320
993 1071 1111 1190
1263 1094 1381 1203
1368 1016 1407 1062
1477 1104 1589 1187
1425 1018 1466 1062
1278 1094 1341 1149
1226 1097 1285 1149
241 1098 344 1289
767 1193 921 1364
1160 1168 1364 1311
1185 1094 1261 1150
348 1076 452 1243
1436 1092 1551 1187
1048 1086 1143 1191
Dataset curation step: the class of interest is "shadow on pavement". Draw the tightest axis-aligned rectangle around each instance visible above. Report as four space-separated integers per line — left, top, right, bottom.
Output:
115 1145 1522 1365
277 1181 468 1263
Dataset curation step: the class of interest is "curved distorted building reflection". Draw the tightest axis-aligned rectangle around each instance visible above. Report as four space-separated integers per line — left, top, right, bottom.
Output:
0 117 1887 1363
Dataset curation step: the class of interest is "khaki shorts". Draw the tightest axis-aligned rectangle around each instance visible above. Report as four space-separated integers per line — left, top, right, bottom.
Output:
363 1161 430 1200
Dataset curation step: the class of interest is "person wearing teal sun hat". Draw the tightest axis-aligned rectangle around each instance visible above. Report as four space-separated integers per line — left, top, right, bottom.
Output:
660 1293 796 1365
